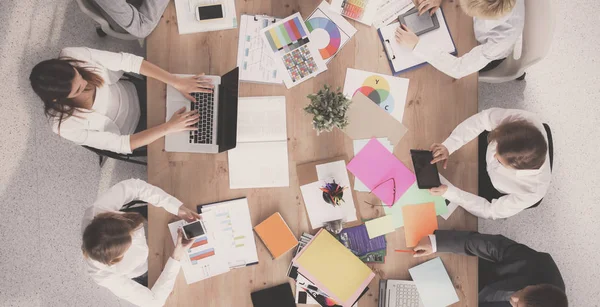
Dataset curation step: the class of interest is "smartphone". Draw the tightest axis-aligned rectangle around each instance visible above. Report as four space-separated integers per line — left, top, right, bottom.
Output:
195 3 224 22
398 7 440 36
182 220 206 240
410 149 441 189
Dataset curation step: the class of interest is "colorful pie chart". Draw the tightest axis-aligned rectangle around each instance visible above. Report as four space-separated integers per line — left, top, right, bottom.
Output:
306 17 342 60
353 75 396 114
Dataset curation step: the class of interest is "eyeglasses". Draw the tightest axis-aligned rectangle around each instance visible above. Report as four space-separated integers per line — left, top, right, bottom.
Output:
363 177 396 207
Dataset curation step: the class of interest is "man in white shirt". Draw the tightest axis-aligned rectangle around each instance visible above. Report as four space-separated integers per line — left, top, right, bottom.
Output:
428 108 552 219
395 0 525 79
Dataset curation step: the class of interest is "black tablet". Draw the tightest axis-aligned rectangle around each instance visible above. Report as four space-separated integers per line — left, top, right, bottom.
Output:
410 149 441 189
398 7 440 36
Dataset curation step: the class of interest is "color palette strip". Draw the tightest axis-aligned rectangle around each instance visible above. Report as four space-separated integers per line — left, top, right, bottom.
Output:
191 238 208 249
189 248 215 261
341 0 367 19
264 17 308 52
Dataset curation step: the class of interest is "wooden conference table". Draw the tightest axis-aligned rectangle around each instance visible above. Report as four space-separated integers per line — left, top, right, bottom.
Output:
147 1 479 306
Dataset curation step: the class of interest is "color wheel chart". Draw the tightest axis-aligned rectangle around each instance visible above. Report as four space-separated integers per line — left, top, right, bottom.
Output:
306 2 357 63
354 75 395 113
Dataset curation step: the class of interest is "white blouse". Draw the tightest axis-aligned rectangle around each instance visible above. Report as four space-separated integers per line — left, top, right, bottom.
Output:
82 179 183 307
441 108 552 220
55 47 144 154
412 0 525 79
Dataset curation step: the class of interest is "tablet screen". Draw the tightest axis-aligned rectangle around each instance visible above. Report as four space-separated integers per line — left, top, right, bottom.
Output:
404 12 435 33
410 150 441 189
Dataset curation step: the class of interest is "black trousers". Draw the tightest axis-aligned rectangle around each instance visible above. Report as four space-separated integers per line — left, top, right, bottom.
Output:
479 58 506 72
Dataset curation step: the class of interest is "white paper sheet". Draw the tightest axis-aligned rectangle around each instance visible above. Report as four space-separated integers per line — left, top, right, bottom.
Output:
343 68 409 123
409 258 459 307
200 198 259 268
379 8 455 73
353 138 394 192
168 219 230 284
236 97 287 143
306 1 357 64
372 0 413 28
237 15 282 84
174 0 237 34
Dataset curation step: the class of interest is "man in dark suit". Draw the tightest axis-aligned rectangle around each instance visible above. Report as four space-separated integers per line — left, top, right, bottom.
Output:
413 230 567 307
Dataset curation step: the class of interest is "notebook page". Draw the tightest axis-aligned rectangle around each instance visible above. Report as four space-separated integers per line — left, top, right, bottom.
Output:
236 96 287 143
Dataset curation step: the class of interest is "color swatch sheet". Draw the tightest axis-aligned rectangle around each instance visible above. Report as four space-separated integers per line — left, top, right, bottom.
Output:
237 15 282 84
383 180 449 228
330 0 382 25
168 220 230 284
261 13 327 88
293 229 375 307
409 258 459 307
353 138 394 192
343 68 409 123
174 0 237 34
199 198 259 268
401 202 438 247
306 1 357 63
347 138 416 206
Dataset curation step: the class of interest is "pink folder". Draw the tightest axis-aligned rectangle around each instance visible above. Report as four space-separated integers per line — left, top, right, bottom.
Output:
347 138 416 206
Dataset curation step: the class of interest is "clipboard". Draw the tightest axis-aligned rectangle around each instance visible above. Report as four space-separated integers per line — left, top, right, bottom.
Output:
377 7 457 75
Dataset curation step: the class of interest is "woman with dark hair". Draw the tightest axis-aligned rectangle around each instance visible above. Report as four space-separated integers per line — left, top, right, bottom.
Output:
428 108 551 219
82 179 200 306
29 47 212 154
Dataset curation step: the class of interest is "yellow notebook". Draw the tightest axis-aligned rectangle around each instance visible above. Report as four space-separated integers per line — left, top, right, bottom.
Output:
254 212 298 259
293 229 375 307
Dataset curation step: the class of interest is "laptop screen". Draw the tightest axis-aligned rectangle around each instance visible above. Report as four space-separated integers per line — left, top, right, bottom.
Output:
216 67 239 152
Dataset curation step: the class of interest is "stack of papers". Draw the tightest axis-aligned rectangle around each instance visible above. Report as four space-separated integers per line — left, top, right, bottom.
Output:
299 160 358 228
227 96 290 189
292 229 375 307
198 198 259 268
168 220 230 284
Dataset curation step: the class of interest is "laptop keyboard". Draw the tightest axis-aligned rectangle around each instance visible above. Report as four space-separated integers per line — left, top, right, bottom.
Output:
392 283 421 307
189 92 215 144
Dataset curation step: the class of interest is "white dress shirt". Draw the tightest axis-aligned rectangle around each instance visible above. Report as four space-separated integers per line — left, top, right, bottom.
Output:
441 108 551 220
82 179 183 307
55 47 144 154
412 0 525 79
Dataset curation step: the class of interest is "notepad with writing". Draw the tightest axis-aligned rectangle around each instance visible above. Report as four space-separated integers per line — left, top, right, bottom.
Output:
254 212 298 259
292 229 375 307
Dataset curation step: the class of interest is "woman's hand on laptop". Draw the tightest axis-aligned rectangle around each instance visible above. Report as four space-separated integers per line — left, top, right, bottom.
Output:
173 74 214 101
413 236 434 257
165 107 200 133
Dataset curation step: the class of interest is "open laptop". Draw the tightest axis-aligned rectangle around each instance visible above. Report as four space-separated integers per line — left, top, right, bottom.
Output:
165 67 239 153
378 279 424 307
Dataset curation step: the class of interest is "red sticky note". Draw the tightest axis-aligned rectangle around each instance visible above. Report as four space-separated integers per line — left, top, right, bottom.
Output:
402 202 438 247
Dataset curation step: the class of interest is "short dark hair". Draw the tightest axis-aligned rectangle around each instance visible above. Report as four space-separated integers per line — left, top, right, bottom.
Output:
523 284 568 307
488 119 548 170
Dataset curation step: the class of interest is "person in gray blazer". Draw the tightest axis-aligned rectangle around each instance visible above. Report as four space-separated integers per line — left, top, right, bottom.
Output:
91 0 169 38
413 230 567 307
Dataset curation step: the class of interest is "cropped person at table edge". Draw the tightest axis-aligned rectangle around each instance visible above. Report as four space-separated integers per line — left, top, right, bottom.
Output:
395 0 524 79
413 231 567 307
91 0 169 38
82 179 201 307
429 108 551 219
30 47 212 154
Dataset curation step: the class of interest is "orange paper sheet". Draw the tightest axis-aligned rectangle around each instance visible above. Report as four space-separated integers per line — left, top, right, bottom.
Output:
402 202 438 247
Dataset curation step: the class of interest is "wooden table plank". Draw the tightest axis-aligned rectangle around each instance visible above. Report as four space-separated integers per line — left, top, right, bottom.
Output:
147 1 478 306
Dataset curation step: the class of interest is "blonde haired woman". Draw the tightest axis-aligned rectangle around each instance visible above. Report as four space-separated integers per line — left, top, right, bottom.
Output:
82 179 200 307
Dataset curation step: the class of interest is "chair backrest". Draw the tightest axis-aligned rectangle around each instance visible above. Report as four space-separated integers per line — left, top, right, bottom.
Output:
74 0 140 41
479 1 556 83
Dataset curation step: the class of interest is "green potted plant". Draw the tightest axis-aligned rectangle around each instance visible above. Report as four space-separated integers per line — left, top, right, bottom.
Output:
304 85 351 135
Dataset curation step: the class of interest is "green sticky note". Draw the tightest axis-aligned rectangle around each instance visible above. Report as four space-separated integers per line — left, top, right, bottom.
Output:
383 182 448 228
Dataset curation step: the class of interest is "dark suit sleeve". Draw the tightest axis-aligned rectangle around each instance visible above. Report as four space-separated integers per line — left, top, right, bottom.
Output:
434 230 537 263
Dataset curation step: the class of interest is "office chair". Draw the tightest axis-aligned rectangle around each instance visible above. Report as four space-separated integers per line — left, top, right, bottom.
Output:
84 73 148 167
477 124 554 209
479 1 555 83
75 0 140 41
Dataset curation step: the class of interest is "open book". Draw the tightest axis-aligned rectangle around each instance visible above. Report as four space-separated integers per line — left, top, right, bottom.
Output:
227 96 290 189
